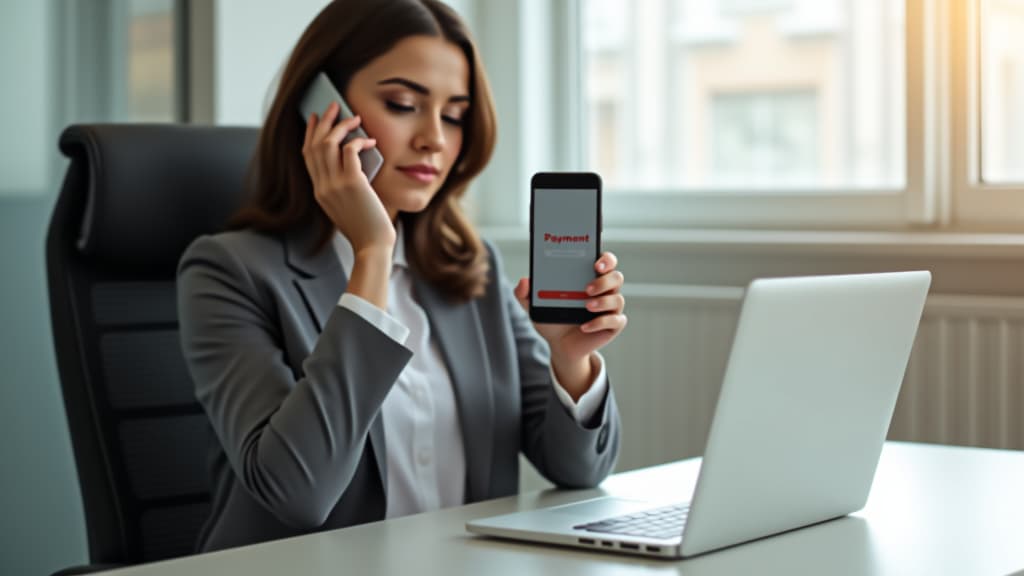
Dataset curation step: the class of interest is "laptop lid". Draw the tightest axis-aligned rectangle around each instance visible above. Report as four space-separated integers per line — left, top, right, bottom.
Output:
680 271 931 556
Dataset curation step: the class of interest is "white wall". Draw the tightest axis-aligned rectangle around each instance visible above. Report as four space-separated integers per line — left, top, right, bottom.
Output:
0 3 86 574
211 0 475 126
213 0 330 125
0 1 51 194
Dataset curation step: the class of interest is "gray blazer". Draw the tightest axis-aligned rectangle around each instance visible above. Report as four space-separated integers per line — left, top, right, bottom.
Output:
176 226 621 553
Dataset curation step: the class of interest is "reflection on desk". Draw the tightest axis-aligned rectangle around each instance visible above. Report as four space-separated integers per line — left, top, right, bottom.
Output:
91 442 1024 575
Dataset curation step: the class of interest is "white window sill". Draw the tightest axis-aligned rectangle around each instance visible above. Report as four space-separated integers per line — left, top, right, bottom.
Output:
481 226 1024 260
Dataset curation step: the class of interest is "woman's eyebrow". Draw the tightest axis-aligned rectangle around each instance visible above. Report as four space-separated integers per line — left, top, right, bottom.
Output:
377 77 470 103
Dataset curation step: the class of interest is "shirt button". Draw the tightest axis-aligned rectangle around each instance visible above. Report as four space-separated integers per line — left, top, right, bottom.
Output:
417 450 431 466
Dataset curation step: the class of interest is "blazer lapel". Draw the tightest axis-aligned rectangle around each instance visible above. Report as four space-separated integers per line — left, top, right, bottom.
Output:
285 228 389 492
286 228 346 332
414 275 494 502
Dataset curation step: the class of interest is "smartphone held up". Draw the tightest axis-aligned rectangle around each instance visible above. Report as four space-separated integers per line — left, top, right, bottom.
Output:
529 172 603 324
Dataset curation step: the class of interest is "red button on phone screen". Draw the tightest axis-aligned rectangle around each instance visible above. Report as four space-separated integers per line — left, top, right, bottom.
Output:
537 290 588 300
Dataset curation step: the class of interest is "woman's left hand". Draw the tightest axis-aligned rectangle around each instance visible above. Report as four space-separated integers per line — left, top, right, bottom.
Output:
514 252 627 398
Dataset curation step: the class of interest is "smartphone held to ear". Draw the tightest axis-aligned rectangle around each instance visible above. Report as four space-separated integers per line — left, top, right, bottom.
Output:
299 72 384 182
529 172 603 324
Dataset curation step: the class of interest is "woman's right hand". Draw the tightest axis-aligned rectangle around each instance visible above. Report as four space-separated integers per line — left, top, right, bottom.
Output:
302 102 395 255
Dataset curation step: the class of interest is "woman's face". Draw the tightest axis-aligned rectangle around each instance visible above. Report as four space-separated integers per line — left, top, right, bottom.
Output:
344 35 470 219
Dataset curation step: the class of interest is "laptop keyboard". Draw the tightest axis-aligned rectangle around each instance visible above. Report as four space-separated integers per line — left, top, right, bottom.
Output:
573 503 689 541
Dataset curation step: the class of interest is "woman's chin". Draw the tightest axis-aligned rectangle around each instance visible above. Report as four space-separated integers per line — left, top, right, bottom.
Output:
384 190 439 215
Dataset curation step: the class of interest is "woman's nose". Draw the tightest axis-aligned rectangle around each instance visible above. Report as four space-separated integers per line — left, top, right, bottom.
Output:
413 116 445 152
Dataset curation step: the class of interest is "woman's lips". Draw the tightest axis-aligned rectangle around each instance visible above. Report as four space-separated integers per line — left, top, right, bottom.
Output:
397 165 439 183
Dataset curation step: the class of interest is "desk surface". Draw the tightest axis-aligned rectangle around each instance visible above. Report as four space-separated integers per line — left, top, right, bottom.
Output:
97 442 1024 576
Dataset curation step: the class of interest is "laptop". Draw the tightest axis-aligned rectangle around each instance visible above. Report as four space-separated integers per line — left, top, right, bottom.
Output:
467 271 931 559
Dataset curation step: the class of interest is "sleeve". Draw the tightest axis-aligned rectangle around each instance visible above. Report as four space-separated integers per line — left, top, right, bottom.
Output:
549 352 610 424
486 241 621 489
177 236 412 529
338 292 410 345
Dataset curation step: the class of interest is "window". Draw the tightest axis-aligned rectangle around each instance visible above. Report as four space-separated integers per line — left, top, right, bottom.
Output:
711 90 818 187
719 0 793 15
952 0 1024 227
980 0 1024 184
581 0 905 193
1 2 182 197
66 0 182 124
124 0 178 122
396 0 1024 229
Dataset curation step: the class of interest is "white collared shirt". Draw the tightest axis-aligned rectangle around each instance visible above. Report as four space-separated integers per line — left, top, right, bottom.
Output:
333 224 608 518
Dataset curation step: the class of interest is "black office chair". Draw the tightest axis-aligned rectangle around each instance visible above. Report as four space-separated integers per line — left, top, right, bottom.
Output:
47 124 259 574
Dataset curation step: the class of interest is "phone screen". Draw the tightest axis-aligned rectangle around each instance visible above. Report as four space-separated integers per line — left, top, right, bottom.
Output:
530 186 600 313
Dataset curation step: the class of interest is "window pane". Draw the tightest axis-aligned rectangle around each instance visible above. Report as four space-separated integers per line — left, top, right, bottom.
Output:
981 0 1024 183
712 90 817 185
581 0 905 191
126 0 176 122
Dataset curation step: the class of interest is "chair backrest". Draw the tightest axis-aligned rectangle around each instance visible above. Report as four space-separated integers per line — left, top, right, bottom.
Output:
47 124 259 564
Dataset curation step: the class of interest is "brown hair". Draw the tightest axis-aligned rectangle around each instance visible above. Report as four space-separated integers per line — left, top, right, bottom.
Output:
232 0 496 301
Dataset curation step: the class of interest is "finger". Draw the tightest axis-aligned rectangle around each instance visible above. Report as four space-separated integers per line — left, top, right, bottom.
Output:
302 112 321 174
303 112 317 149
595 252 618 273
313 101 340 141
325 117 365 182
320 115 362 180
514 278 530 302
309 120 332 187
341 137 377 178
513 278 530 312
581 313 627 334
585 293 624 314
586 270 624 296
325 115 363 147
323 136 344 184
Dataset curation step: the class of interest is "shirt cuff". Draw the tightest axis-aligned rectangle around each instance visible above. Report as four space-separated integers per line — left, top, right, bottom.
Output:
550 352 609 425
338 293 410 345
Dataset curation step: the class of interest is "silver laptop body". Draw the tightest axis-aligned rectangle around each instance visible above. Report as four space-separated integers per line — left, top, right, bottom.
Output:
467 271 931 559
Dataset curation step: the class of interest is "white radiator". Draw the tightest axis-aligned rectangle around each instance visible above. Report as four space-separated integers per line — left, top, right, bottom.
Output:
601 286 1024 473
894 295 1024 451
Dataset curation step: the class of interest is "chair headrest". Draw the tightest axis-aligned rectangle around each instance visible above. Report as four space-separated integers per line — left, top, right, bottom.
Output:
58 124 260 271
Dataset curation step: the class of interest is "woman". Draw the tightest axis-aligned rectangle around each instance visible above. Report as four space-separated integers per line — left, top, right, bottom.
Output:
177 0 626 553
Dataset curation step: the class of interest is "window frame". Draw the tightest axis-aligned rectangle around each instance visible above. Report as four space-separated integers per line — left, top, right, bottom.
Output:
951 0 1024 229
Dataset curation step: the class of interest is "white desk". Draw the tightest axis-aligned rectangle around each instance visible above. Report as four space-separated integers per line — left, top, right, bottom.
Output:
95 442 1024 575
